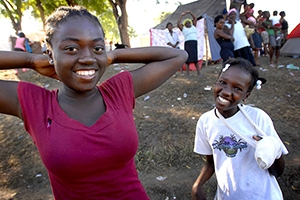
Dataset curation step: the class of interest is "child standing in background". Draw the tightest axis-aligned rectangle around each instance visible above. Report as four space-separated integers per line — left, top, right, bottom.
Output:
271 10 283 41
191 57 288 200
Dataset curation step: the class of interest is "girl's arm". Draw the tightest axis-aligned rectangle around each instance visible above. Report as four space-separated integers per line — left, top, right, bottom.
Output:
106 47 187 98
192 155 215 200
268 155 285 177
252 135 285 177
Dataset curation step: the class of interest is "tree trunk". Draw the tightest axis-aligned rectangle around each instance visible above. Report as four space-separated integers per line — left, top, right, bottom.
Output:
0 0 22 33
66 0 77 6
109 0 130 47
35 0 45 29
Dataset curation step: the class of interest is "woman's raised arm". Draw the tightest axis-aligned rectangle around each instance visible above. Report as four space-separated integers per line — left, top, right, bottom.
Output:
106 47 187 98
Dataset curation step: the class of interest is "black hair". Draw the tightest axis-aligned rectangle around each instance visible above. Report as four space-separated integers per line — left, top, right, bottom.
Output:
166 22 173 28
214 15 224 25
273 10 278 15
45 6 104 47
18 31 25 38
249 3 254 8
279 11 285 16
219 57 266 92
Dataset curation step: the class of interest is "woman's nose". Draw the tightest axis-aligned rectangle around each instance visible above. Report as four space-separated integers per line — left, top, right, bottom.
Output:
78 49 96 65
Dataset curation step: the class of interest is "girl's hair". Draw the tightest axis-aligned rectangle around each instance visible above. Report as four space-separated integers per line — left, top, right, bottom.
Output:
219 57 266 92
45 6 104 47
214 15 224 24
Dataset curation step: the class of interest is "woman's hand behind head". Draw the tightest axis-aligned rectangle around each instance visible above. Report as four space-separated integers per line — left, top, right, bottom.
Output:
32 54 59 80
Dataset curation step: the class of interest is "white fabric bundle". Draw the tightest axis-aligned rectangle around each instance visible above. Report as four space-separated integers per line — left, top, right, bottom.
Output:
254 136 282 170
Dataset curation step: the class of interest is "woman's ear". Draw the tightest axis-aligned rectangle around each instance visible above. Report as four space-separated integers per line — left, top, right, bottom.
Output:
46 50 54 65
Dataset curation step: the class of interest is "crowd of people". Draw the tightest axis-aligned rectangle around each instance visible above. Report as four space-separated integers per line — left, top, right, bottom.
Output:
0 3 289 200
214 0 288 67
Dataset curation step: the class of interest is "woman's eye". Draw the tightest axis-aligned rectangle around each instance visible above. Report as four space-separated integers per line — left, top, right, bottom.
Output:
94 46 104 52
66 47 78 52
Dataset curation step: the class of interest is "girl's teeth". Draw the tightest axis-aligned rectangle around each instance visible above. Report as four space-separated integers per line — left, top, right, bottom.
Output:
219 96 229 103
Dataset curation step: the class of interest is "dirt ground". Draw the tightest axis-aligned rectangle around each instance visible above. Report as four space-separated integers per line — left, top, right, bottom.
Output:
0 55 299 200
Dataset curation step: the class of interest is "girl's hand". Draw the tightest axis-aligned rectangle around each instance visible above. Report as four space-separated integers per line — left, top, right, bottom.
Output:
32 54 59 80
252 135 263 141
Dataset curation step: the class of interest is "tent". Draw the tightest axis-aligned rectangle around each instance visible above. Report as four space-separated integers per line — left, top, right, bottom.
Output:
281 23 300 56
150 0 227 67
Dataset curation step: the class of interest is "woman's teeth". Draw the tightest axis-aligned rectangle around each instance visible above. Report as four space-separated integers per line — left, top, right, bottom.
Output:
76 70 95 76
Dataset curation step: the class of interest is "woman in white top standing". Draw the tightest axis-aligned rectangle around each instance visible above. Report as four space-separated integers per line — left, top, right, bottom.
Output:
177 10 200 78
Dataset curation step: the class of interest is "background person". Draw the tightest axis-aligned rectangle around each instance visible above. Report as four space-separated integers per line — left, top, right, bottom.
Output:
263 11 282 66
165 22 181 72
214 15 235 63
177 10 201 78
13 31 26 52
279 11 288 46
225 8 257 66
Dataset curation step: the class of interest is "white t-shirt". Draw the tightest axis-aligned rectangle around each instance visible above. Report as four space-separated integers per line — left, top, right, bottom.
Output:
225 21 250 51
271 16 281 25
182 25 197 41
194 104 288 200
165 30 180 48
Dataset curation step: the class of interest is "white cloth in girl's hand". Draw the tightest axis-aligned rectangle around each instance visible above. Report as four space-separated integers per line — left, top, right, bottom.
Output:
255 136 282 170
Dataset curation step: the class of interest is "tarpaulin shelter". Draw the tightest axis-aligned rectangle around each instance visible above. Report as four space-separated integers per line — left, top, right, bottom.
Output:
281 23 300 56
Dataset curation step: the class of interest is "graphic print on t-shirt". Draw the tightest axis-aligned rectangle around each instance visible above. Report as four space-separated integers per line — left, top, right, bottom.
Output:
212 134 247 157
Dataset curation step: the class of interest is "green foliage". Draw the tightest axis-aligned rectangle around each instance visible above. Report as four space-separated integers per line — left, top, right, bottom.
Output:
28 0 69 18
128 26 138 38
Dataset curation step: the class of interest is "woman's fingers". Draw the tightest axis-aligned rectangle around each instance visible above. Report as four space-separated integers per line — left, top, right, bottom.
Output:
252 135 263 141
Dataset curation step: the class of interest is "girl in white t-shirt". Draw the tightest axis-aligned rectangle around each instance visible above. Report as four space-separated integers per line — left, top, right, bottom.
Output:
192 57 288 200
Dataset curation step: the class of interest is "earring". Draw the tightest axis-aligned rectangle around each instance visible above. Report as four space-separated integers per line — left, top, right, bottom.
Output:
49 59 54 65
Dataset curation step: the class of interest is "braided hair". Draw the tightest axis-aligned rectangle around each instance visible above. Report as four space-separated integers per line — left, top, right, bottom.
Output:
219 57 266 92
45 6 104 47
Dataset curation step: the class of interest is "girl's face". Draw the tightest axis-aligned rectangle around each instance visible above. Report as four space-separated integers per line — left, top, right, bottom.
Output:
214 66 251 118
49 16 107 93
216 18 225 30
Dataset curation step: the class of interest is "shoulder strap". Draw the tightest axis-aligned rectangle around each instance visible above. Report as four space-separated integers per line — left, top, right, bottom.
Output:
215 105 257 148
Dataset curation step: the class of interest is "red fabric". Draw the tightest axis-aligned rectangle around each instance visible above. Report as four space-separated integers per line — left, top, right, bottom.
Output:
287 23 300 39
18 71 149 200
181 60 203 71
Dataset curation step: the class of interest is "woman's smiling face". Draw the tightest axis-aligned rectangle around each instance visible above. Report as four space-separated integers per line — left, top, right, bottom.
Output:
49 16 107 93
214 66 251 118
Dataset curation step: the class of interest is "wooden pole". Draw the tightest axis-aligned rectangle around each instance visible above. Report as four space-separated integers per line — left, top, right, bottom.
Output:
204 18 209 67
